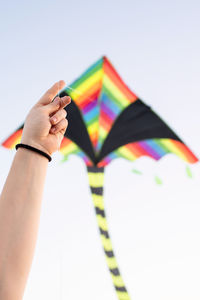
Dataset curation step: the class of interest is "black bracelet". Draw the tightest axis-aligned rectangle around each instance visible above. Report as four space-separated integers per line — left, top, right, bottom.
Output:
15 143 52 162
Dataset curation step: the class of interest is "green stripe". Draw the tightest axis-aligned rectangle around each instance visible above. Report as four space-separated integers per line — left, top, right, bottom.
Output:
85 115 98 126
69 58 103 89
155 138 170 153
102 85 124 110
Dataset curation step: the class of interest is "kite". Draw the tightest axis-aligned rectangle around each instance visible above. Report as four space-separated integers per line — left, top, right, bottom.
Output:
2 56 198 300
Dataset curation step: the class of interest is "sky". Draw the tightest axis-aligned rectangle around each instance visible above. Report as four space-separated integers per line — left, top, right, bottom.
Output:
0 0 200 299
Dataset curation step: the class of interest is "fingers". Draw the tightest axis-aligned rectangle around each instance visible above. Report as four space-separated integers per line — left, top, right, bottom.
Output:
50 108 67 125
37 80 66 105
50 118 68 135
47 95 71 114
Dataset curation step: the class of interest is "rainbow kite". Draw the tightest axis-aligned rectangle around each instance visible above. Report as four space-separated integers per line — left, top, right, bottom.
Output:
2 56 198 300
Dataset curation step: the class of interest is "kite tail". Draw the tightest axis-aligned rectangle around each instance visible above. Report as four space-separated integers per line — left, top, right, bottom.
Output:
87 166 131 300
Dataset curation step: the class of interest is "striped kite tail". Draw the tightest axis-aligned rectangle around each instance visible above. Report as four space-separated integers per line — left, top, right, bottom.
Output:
87 166 131 300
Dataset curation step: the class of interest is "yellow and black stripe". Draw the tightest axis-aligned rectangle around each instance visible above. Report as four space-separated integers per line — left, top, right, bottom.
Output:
87 166 131 300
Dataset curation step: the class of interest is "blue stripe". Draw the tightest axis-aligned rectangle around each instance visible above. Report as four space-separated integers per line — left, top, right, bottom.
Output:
101 93 120 115
84 106 99 123
146 139 167 157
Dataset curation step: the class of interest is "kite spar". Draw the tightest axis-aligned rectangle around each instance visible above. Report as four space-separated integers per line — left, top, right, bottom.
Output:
2 57 198 300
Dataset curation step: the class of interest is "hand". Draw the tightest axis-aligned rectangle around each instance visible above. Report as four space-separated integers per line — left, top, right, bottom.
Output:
21 80 71 155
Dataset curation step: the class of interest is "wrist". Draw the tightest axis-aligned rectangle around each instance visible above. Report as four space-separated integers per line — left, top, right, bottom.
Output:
21 138 51 156
16 143 52 162
15 147 49 167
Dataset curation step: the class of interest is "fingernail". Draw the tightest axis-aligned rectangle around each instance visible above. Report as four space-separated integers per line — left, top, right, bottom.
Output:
66 96 71 103
51 117 57 124
54 97 60 103
51 127 56 132
63 96 70 101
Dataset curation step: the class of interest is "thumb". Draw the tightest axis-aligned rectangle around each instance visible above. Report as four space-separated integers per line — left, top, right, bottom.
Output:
37 80 66 105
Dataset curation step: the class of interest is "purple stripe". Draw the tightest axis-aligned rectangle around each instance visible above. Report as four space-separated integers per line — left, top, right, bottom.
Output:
100 102 116 120
82 99 98 114
139 141 162 160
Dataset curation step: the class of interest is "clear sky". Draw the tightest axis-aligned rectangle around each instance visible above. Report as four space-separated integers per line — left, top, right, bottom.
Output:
0 1 200 299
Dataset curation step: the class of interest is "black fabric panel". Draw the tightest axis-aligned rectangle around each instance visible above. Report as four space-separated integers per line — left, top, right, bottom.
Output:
98 99 182 162
60 91 96 163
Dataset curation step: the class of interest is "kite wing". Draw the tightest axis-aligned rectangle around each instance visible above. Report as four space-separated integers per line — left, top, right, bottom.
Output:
59 56 198 167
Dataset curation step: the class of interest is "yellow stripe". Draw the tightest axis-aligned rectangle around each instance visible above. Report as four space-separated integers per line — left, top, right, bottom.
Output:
11 136 22 149
88 173 104 187
106 256 118 269
99 126 107 139
117 146 137 161
87 120 98 136
116 291 131 300
104 75 130 107
70 69 103 100
91 194 104 210
111 275 125 287
160 139 186 161
60 142 78 156
100 235 113 251
96 215 108 231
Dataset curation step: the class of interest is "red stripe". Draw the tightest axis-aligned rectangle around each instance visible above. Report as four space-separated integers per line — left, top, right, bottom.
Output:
79 90 99 110
103 57 138 102
99 112 113 134
99 116 111 132
126 142 149 157
97 160 108 167
100 110 113 127
2 129 23 148
74 81 101 106
90 132 98 147
60 137 71 149
124 143 144 158
171 140 198 163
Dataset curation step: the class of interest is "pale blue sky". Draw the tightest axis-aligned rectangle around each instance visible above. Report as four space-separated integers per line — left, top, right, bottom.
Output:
0 1 200 299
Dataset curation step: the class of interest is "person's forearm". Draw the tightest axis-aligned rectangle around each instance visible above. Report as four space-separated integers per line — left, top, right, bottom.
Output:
0 80 70 300
0 148 48 300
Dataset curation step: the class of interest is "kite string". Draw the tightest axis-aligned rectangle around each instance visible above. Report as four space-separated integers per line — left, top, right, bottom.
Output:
65 85 82 95
57 83 94 300
64 85 98 104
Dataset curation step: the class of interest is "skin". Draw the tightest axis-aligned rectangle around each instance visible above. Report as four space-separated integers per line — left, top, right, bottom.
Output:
0 81 71 300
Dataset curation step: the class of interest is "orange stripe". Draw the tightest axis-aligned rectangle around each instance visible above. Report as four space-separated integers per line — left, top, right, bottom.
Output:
171 140 198 163
98 161 106 167
99 116 112 132
128 142 150 157
125 143 142 158
79 90 99 110
2 129 23 149
60 137 71 149
103 57 138 102
90 132 98 144
100 109 113 125
74 81 101 106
